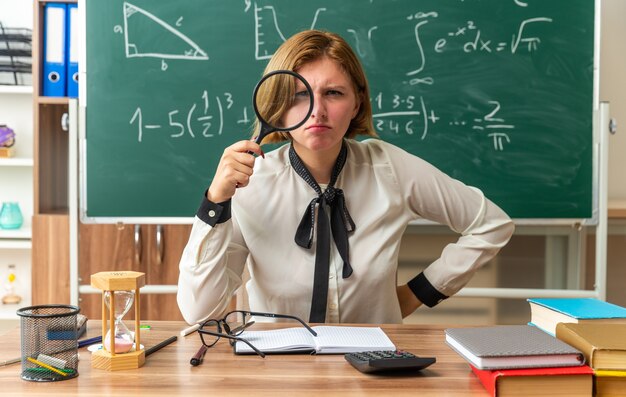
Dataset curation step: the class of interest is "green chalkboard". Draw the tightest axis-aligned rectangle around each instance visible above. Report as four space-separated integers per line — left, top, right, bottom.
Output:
84 0 595 220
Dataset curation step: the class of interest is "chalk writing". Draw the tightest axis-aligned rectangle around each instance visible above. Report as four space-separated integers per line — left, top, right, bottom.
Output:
129 92 234 142
113 1 567 153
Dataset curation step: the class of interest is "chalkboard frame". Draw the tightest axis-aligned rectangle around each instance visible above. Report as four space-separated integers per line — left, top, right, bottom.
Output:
78 0 601 225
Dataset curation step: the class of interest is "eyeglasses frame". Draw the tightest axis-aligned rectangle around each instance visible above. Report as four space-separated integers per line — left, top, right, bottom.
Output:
197 310 317 358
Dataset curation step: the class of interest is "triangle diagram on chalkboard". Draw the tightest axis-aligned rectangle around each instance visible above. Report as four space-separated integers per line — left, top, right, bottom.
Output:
123 2 208 60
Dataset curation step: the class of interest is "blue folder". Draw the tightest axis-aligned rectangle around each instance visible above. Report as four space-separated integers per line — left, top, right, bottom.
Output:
66 3 79 98
42 3 67 97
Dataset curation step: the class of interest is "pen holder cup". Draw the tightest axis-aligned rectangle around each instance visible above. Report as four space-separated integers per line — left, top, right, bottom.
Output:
17 305 80 381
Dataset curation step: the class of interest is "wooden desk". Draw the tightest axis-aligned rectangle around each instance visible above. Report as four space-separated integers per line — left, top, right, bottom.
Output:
0 321 487 396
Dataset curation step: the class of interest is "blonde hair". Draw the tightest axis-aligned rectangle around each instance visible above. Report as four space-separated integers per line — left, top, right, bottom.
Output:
253 30 377 144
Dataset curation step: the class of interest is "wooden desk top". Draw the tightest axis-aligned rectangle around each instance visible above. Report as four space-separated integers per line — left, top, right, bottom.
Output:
0 321 487 396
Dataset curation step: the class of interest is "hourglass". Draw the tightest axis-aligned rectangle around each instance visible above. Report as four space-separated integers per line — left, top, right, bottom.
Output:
103 290 135 353
90 271 145 371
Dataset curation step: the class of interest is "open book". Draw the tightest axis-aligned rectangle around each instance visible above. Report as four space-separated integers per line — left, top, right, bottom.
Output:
234 326 395 354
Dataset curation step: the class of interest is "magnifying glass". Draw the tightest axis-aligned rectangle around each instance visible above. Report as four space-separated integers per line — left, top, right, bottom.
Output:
252 70 314 145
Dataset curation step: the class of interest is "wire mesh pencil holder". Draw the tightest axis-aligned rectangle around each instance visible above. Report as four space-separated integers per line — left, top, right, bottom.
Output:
17 305 80 381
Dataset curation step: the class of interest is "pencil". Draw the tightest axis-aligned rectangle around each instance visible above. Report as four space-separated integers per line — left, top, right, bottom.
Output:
0 357 21 367
26 357 68 377
145 336 178 357
2 337 98 367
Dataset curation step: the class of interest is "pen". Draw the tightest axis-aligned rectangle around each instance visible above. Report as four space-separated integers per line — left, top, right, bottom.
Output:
180 323 201 337
190 345 208 366
78 336 102 348
145 336 178 357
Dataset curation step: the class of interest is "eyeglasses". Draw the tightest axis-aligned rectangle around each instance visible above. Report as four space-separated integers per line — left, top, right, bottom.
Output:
197 310 317 358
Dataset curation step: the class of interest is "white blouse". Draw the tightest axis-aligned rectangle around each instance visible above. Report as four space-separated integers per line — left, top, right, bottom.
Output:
177 139 514 324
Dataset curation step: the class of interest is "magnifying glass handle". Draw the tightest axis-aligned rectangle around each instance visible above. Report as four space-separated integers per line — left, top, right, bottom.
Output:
255 123 275 145
246 137 265 158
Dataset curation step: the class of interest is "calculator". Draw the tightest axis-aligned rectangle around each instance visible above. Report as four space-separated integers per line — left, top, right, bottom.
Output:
344 350 436 374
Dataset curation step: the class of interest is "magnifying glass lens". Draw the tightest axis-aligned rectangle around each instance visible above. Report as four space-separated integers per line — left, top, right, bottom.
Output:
254 72 313 133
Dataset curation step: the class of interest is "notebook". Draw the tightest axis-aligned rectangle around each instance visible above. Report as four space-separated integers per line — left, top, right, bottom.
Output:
234 326 395 354
445 325 585 370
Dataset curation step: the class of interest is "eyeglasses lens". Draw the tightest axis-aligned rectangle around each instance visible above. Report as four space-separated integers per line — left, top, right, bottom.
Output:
199 319 220 347
224 311 248 335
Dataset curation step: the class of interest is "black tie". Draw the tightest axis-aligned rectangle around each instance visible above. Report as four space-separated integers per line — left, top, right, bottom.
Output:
289 141 355 323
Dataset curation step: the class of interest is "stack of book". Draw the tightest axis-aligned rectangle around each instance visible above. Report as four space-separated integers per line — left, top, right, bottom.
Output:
528 298 626 397
445 325 592 396
446 298 626 396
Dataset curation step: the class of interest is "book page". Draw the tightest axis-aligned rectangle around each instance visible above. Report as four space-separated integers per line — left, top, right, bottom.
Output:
235 327 315 354
312 326 395 354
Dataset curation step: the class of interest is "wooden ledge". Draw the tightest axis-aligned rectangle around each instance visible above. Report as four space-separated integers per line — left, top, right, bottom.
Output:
608 200 626 219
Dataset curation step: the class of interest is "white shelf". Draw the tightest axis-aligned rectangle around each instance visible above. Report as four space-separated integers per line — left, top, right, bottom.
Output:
0 86 33 95
0 3 34 323
0 240 31 249
0 227 31 239
0 157 34 167
0 298 32 320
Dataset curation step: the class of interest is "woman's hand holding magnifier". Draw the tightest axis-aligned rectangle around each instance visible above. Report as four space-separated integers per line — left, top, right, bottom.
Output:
207 70 313 203
207 140 263 203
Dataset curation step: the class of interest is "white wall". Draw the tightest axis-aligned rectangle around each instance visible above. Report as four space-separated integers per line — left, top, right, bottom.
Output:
0 0 33 29
602 0 626 200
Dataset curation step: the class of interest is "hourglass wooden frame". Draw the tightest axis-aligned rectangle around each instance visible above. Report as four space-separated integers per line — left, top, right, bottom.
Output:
90 271 146 371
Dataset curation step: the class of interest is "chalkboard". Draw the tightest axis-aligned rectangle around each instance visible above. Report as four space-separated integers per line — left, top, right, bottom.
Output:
83 0 595 221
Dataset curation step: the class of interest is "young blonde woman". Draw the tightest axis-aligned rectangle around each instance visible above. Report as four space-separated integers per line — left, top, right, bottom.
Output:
177 30 514 324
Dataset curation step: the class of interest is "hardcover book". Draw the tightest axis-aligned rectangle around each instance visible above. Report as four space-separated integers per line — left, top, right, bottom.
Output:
470 364 593 397
594 370 626 397
445 325 585 370
528 298 626 335
555 323 626 370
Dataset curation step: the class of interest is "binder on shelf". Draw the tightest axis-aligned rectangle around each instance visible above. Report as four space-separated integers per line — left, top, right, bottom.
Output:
66 3 78 98
42 3 67 97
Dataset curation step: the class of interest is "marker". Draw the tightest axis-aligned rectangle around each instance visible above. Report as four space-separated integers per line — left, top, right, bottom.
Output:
190 345 208 366
180 323 201 337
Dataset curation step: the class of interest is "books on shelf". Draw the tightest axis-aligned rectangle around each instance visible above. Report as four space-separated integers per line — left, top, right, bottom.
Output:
470 364 593 397
234 326 395 354
594 370 626 397
528 298 626 335
445 325 585 370
555 323 626 370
